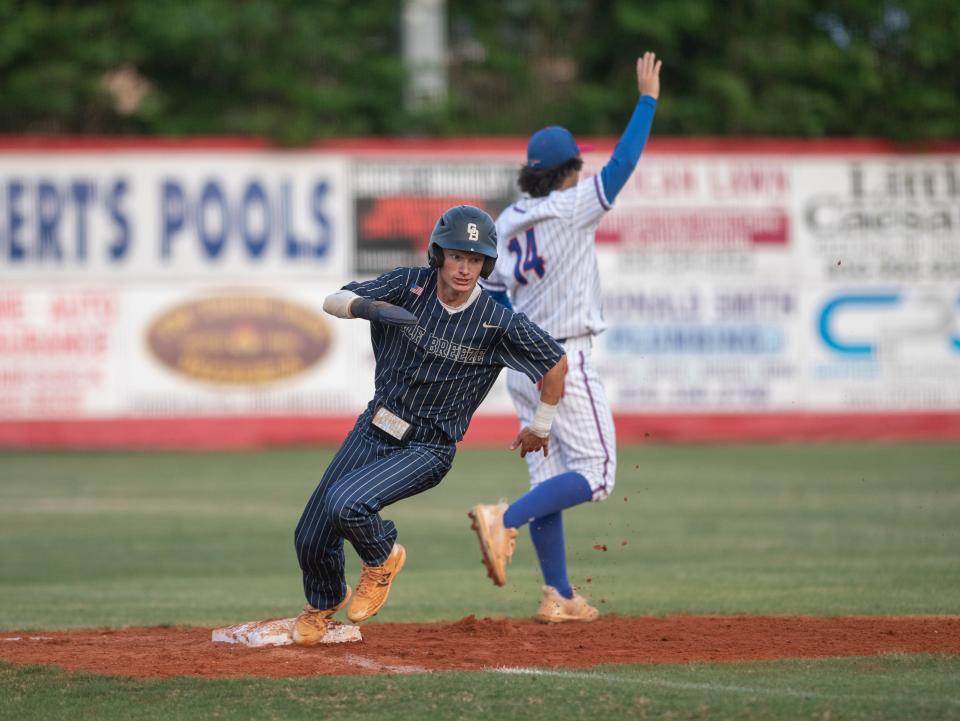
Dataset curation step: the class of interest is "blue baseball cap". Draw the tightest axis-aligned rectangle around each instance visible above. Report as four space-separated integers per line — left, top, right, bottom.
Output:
526 126 581 170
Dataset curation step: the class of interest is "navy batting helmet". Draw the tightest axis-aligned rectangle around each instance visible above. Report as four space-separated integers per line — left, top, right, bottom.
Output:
427 205 498 278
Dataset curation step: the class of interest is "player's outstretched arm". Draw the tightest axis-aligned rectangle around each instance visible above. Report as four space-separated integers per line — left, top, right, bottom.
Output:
598 51 662 204
511 354 568 458
323 290 418 326
637 50 661 100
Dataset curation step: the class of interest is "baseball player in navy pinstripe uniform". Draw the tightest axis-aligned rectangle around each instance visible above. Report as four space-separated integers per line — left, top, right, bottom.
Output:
470 52 662 623
291 205 567 646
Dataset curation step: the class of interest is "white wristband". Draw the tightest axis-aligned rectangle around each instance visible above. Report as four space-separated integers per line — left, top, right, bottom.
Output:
322 290 360 319
529 401 557 438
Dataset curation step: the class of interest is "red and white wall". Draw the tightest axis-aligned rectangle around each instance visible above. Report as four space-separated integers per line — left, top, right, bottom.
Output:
1 137 959 447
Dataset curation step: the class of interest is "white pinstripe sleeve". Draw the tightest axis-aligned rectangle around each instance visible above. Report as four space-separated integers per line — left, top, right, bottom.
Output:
505 176 610 233
488 217 522 292
570 175 611 229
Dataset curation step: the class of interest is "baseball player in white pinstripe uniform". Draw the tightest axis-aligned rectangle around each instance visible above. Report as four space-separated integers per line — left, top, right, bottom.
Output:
470 52 662 623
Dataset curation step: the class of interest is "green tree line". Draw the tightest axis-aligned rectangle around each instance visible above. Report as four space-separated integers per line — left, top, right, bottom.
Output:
1 0 956 143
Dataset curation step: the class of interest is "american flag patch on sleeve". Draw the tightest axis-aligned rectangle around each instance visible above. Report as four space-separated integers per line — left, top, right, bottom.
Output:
409 285 424 296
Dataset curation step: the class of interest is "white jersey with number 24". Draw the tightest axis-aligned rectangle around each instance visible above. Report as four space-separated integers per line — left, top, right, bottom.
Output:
482 174 611 341
482 173 616 501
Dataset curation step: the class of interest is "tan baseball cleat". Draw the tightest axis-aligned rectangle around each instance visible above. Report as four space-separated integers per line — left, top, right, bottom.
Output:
347 543 406 623
468 502 518 586
535 585 600 623
292 585 352 646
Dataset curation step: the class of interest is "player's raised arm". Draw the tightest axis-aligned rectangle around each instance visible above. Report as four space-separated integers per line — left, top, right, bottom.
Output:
511 353 568 458
598 51 662 204
323 289 418 326
637 50 661 101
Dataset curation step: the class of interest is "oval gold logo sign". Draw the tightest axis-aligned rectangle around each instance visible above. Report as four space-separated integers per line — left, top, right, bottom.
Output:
147 294 331 385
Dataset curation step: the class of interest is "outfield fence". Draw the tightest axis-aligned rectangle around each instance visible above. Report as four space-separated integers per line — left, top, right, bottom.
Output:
1 137 959 447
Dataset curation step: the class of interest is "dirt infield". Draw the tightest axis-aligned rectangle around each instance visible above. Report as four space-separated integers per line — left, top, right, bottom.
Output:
2 615 958 678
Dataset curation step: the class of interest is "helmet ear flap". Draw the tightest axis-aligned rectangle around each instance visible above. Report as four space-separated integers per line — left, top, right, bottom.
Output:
427 244 444 269
480 256 496 279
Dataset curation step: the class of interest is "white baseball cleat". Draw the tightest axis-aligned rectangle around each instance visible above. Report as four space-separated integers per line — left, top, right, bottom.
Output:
468 502 517 587
535 585 599 623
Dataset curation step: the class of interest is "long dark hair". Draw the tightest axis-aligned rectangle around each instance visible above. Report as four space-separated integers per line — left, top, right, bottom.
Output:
517 157 583 198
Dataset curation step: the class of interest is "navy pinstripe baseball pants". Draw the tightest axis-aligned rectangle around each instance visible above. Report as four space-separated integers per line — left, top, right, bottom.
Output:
294 414 455 610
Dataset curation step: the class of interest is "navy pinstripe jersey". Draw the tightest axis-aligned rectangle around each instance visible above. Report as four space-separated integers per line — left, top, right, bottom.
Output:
344 267 564 443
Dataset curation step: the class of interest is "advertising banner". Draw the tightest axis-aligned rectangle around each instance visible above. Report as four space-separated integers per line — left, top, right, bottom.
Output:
796 158 960 409
0 284 375 421
353 160 516 274
0 152 350 280
1 141 958 445
591 153 960 413
588 153 802 411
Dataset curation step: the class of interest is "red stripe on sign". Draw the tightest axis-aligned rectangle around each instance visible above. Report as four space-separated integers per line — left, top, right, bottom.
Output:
596 208 789 246
2 412 960 449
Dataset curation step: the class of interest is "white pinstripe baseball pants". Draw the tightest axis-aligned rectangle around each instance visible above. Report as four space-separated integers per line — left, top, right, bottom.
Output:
506 335 616 501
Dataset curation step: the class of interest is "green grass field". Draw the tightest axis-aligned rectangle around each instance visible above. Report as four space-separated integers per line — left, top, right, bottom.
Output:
2 443 959 720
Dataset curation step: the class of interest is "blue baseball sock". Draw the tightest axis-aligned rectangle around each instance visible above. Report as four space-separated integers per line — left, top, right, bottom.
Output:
529 511 574 599
502 471 592 602
503 471 592 528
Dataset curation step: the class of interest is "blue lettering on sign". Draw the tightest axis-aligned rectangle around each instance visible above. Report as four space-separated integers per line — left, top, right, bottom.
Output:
240 181 269 257
282 180 299 258
954 293 960 351
818 293 901 355
107 179 130 261
71 180 95 261
818 291 960 355
36 180 64 260
311 180 330 258
161 180 187 259
7 181 25 261
605 325 783 354
158 176 334 263
0 176 129 266
198 180 228 258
